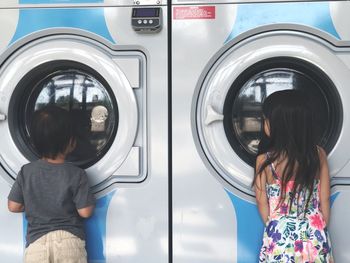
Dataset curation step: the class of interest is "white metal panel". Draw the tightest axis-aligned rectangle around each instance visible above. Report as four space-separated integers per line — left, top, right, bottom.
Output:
0 0 167 8
173 1 350 262
0 4 168 263
173 5 238 263
172 0 326 4
113 147 140 176
115 57 141 88
0 9 18 55
330 1 350 40
105 6 169 263
0 175 23 263
0 0 18 8
329 187 350 262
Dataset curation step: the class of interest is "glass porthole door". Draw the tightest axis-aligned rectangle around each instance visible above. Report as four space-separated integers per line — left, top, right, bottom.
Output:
10 61 118 169
223 58 342 167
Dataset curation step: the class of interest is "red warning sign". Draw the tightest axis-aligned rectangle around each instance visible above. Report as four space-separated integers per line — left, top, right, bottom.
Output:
173 6 215 20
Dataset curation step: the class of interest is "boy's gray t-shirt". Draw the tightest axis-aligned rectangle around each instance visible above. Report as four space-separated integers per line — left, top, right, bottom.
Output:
8 159 95 246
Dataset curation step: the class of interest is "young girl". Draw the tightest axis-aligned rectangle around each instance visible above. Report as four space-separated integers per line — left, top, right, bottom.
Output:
8 105 95 263
254 90 333 262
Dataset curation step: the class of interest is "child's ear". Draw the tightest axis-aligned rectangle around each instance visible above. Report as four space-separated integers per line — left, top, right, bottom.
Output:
264 119 271 137
66 138 77 153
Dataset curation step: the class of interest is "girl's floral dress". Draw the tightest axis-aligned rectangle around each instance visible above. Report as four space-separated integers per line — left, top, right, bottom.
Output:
259 155 333 263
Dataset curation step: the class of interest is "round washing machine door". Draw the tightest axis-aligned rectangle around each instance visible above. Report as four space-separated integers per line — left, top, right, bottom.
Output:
196 31 348 195
0 37 138 187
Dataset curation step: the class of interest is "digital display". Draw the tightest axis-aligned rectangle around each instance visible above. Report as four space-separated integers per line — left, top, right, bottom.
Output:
133 8 159 18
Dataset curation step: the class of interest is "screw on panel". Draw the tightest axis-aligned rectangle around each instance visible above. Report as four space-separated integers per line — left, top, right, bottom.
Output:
0 113 6 121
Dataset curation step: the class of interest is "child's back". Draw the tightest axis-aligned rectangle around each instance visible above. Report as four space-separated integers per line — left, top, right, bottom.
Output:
259 152 332 262
8 105 95 263
254 90 333 262
16 160 92 245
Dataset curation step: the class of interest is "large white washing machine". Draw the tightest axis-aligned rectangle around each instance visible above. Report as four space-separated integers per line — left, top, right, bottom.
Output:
0 0 168 262
172 1 350 262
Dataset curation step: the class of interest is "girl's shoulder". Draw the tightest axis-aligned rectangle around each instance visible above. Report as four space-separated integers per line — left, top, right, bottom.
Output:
255 153 270 171
256 153 267 164
316 146 328 169
256 152 278 184
317 146 327 159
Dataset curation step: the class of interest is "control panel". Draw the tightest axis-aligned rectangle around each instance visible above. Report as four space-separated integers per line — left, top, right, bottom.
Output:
132 8 162 33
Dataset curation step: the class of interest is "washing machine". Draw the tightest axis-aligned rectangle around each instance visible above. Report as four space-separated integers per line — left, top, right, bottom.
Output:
172 1 350 262
0 0 168 262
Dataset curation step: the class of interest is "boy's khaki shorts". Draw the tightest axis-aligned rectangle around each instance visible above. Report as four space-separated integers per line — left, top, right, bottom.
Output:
24 230 87 263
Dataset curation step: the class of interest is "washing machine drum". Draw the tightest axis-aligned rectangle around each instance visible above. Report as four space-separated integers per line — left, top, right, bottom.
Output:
222 57 341 166
0 37 138 187
196 34 345 195
9 60 118 168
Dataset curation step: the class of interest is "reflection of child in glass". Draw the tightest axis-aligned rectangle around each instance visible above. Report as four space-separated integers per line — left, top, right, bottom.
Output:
253 90 333 262
8 105 95 263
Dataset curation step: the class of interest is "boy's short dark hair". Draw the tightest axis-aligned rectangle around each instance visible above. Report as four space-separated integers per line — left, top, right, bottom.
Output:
30 105 75 159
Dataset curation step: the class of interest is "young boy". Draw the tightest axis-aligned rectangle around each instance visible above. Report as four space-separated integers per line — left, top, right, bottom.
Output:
8 105 95 263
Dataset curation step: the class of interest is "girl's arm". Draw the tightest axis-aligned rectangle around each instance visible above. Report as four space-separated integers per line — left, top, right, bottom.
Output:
319 147 331 225
255 154 269 223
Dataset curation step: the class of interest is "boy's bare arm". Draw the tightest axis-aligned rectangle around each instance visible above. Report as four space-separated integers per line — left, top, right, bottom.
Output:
8 200 24 213
77 205 95 218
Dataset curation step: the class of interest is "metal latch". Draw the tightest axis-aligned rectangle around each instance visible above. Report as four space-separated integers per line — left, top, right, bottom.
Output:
205 105 223 125
0 113 6 121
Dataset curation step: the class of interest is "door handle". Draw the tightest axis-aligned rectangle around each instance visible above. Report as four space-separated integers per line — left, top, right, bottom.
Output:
0 113 6 121
205 105 223 125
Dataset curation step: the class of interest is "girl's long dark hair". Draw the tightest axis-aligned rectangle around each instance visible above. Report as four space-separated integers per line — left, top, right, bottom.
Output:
253 89 321 211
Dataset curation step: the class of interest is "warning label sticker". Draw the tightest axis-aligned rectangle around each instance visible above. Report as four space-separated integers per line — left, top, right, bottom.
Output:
173 6 216 20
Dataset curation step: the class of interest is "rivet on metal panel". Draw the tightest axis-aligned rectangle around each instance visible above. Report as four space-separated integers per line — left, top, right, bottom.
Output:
133 0 162 5
0 113 6 121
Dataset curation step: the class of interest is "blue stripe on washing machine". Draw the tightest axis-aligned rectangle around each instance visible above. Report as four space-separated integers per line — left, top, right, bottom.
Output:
22 214 27 248
85 191 115 262
225 190 340 262
330 192 340 207
22 191 115 261
225 190 264 263
225 2 340 43
10 8 114 45
19 0 103 3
